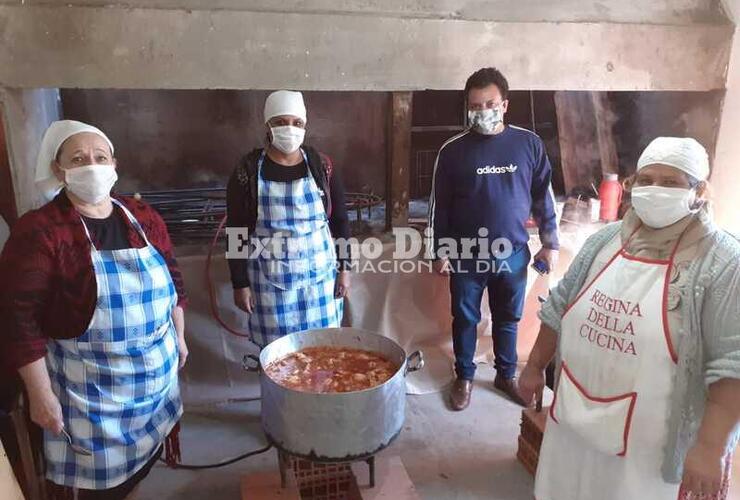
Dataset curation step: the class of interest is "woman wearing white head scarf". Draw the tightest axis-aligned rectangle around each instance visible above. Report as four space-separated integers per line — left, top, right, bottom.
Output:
0 120 188 499
519 137 740 500
226 90 351 348
34 120 116 205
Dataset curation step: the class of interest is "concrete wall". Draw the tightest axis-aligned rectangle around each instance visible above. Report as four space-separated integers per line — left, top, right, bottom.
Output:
0 0 727 24
714 0 740 234
0 4 733 91
0 89 61 216
0 0 735 218
60 90 389 195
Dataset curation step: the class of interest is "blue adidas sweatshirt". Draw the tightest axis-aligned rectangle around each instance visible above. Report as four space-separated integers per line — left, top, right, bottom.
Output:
428 125 559 258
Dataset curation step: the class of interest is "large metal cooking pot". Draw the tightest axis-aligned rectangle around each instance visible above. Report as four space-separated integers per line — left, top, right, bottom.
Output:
243 327 423 462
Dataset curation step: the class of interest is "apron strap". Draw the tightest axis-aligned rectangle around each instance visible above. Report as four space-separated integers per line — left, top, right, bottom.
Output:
257 149 266 172
77 212 95 244
77 198 152 248
563 227 641 314
256 148 322 223
111 198 153 247
562 224 688 317
620 223 689 266
666 226 688 265
257 148 310 175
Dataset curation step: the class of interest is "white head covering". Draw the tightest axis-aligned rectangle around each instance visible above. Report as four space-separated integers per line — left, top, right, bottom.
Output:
35 120 114 203
636 137 709 181
263 90 307 124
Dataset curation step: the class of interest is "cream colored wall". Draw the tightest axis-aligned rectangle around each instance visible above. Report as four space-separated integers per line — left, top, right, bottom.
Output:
0 5 733 91
714 1 740 234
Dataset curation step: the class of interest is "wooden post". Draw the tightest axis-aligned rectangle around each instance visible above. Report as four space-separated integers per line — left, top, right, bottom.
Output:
591 92 619 176
9 395 44 500
386 92 413 230
554 91 617 194
554 91 597 195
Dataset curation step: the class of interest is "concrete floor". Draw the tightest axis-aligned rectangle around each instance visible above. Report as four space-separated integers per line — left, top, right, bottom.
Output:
133 366 740 500
133 367 537 500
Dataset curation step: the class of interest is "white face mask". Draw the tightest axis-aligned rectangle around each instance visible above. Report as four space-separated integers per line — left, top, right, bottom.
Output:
631 185 698 229
270 126 306 154
467 107 504 135
64 164 118 205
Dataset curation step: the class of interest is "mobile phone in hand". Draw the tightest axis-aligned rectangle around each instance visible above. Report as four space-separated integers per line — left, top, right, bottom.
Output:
531 259 549 275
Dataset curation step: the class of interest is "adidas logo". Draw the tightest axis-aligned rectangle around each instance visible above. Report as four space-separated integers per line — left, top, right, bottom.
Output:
476 164 518 175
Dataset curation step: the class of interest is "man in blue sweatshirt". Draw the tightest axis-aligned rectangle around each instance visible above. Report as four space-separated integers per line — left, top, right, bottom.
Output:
428 67 559 411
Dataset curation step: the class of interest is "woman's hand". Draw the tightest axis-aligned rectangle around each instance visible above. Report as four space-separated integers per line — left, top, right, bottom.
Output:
681 440 725 497
517 325 557 407
29 387 64 436
234 287 255 313
517 362 546 407
335 271 351 298
171 305 188 369
19 359 64 435
681 378 740 497
177 335 189 369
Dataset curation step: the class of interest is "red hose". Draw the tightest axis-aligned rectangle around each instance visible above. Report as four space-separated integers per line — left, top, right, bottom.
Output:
206 214 251 338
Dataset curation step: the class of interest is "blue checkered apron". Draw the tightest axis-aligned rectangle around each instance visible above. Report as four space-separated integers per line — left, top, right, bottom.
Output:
44 199 182 490
247 150 343 347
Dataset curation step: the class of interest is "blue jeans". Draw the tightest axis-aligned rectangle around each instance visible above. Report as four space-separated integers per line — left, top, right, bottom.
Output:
449 245 530 380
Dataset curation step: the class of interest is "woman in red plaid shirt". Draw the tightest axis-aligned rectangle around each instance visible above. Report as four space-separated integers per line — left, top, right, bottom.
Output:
0 120 188 499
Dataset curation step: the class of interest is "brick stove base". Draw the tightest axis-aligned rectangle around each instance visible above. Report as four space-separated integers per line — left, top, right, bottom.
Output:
517 407 549 476
241 455 418 500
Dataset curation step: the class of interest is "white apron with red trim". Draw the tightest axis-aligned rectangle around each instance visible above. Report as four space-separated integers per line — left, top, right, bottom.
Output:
535 233 683 500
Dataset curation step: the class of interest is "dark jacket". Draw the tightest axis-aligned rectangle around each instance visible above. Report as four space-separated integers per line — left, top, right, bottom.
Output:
0 192 188 372
226 145 351 289
429 127 560 255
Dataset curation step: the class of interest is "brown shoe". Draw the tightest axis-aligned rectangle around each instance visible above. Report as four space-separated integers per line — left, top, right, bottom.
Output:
450 379 473 411
494 374 529 407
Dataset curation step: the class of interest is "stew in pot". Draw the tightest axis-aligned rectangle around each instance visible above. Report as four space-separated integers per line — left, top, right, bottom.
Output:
264 347 397 393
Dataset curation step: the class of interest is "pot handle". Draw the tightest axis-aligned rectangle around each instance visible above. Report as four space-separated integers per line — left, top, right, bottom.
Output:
404 350 424 376
242 353 261 372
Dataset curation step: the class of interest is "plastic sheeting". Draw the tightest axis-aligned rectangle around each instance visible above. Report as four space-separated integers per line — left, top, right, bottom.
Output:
176 229 597 399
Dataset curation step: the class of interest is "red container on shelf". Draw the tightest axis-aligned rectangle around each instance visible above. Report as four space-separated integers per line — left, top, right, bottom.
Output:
598 173 622 222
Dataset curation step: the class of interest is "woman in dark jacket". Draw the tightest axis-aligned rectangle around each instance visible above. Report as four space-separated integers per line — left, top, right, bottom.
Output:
226 90 351 347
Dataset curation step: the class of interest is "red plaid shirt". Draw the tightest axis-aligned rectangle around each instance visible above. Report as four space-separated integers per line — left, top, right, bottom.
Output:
0 192 187 372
